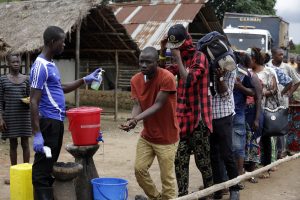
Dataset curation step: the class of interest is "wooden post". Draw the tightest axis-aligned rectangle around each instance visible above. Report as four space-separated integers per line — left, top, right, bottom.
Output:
75 20 82 107
114 51 119 121
25 53 30 75
85 64 89 91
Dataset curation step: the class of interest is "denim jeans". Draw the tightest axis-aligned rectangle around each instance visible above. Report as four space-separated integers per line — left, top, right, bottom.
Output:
232 113 246 158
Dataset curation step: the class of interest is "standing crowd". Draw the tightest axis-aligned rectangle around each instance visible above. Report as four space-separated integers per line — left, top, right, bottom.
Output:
1 24 299 200
120 24 300 200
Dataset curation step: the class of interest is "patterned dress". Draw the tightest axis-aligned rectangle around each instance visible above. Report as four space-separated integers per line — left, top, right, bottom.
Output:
255 67 279 164
0 75 31 139
287 90 300 153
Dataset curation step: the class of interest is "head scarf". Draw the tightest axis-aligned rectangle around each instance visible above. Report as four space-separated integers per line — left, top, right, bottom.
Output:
179 34 195 61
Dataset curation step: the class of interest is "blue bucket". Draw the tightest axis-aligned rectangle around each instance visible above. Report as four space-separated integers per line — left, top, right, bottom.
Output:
91 177 128 200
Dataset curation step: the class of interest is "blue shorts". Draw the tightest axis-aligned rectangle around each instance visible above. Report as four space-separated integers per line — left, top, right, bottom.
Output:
232 114 246 158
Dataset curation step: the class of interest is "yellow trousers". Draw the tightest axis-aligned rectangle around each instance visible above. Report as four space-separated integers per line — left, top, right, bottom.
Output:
134 137 178 200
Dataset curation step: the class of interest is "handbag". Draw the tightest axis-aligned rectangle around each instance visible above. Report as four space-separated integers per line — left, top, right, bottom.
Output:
263 100 289 137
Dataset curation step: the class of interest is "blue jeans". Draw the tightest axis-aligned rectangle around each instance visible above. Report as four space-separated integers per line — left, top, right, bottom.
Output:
232 113 246 158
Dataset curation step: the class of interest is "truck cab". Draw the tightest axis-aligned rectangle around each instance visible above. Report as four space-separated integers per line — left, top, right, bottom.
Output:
224 26 272 54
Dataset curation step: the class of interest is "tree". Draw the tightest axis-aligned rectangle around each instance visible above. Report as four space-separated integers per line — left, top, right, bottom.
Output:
209 0 276 22
290 44 300 54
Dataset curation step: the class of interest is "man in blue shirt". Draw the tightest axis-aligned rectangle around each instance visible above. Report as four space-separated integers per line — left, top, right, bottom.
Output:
30 26 100 199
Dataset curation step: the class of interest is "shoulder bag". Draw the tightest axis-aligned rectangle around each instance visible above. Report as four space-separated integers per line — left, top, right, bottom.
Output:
263 98 289 137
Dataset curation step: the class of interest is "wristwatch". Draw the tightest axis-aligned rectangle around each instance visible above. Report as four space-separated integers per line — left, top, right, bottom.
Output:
219 76 224 82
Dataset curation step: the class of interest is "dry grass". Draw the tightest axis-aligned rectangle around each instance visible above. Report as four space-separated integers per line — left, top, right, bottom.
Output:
0 0 102 55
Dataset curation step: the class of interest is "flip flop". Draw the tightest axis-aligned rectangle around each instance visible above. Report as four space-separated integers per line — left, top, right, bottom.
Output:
237 183 245 190
248 177 258 183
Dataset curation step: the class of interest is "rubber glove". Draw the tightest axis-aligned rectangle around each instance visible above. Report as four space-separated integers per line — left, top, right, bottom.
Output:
83 68 101 84
96 131 104 142
33 132 44 153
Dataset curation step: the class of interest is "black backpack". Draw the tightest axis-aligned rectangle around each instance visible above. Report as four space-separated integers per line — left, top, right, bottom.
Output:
197 31 236 72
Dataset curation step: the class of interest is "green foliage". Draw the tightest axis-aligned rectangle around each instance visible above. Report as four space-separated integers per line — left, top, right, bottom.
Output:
290 44 300 54
209 0 276 22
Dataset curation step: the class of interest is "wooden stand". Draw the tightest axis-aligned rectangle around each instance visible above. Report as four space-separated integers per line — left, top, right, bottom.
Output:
53 162 83 200
65 144 100 200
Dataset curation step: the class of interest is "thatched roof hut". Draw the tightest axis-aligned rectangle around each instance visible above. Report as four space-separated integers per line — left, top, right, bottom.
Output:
0 37 10 57
0 0 140 114
0 0 139 63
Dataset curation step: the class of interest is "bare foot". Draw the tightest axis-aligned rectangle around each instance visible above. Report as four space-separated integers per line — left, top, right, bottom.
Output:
258 172 270 179
270 167 278 171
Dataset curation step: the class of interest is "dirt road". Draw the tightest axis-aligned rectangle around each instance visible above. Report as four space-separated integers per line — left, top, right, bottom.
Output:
0 110 299 200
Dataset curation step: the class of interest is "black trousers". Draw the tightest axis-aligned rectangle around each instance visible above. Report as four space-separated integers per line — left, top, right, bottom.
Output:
32 118 64 188
260 135 272 166
210 115 239 190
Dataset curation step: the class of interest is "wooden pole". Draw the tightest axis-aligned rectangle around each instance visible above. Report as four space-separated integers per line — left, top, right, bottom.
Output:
198 11 212 32
85 64 89 91
25 53 30 75
75 19 82 107
114 50 119 121
172 153 300 200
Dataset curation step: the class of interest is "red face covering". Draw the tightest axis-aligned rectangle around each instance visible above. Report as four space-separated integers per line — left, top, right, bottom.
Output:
179 34 195 60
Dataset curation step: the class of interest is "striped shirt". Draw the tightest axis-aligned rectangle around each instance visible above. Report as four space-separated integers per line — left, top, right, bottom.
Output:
212 70 236 119
30 55 65 121
0 75 31 139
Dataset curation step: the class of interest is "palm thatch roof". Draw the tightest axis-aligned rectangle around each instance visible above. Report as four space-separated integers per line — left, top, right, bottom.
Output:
0 0 139 63
0 37 10 57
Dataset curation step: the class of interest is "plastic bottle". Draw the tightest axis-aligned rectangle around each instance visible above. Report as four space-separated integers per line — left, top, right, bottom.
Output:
43 146 52 158
165 48 172 64
91 69 104 90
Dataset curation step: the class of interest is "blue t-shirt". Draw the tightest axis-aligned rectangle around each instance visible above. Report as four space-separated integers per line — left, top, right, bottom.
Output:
271 67 292 87
30 55 65 121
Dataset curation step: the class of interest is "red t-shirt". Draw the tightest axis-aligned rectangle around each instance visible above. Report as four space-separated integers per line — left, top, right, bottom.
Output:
131 68 179 144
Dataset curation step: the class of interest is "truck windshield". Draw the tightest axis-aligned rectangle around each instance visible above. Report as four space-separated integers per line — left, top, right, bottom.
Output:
226 33 267 51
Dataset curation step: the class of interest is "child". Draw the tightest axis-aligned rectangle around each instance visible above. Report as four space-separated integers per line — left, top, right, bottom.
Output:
0 53 31 184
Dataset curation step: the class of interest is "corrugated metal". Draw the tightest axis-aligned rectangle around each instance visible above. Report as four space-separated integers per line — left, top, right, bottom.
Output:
130 4 177 23
123 24 139 35
112 2 221 50
134 20 189 50
172 3 203 20
115 6 136 23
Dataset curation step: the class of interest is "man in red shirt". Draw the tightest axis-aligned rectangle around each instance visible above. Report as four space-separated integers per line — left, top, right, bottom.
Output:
120 47 179 200
160 24 213 198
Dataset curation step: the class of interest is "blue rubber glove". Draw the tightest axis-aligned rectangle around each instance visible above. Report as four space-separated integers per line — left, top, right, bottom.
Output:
33 132 44 153
83 68 101 84
96 131 104 142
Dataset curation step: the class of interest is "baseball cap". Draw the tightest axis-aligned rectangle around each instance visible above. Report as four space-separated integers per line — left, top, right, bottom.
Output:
166 24 188 49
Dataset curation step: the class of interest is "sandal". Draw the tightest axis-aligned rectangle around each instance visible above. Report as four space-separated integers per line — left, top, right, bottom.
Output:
258 170 271 179
237 183 245 190
248 177 258 183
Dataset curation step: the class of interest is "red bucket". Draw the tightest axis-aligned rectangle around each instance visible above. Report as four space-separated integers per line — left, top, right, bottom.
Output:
66 107 103 146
